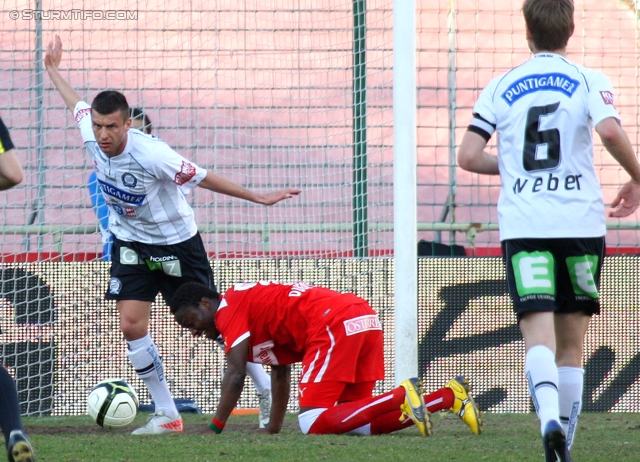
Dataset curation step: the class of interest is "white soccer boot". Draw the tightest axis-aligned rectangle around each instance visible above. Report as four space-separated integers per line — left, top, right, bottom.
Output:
131 410 183 435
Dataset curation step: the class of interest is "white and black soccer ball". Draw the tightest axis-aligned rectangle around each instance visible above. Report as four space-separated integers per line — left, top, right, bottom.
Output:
87 378 139 429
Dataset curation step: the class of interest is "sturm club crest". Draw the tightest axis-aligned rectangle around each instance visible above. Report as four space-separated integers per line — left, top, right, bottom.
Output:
109 277 122 294
121 173 138 188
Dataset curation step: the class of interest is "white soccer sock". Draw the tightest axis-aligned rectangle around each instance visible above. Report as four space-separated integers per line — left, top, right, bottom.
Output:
126 334 179 419
246 363 271 394
525 345 560 435
558 366 584 449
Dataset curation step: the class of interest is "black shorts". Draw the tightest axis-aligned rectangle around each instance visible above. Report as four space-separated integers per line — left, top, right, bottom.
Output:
106 232 216 305
502 237 605 319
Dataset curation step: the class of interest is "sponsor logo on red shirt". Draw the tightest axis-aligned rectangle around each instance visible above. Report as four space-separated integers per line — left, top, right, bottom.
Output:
75 107 91 123
343 314 382 336
252 340 278 365
600 90 615 105
174 161 196 185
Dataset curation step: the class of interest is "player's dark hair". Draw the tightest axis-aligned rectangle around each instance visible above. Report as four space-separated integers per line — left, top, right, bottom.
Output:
523 0 574 52
91 91 130 122
130 107 153 134
170 281 220 315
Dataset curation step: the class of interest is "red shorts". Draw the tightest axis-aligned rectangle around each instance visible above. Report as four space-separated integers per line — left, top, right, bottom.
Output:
297 301 384 407
299 381 376 408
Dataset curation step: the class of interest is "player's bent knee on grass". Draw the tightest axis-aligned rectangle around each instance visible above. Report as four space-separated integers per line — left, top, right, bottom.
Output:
298 408 328 434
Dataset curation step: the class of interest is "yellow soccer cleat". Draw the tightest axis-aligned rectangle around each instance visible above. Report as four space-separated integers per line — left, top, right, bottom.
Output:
7 430 35 462
399 377 433 436
446 376 483 435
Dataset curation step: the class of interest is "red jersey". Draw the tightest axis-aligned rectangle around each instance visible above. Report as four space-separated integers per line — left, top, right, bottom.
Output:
215 281 380 367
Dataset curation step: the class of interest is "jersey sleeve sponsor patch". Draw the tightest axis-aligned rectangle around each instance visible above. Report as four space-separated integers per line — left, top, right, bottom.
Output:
174 161 197 186
252 340 278 364
599 90 615 105
75 107 91 124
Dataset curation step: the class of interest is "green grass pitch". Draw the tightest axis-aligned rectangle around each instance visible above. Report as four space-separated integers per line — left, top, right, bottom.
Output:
11 411 640 461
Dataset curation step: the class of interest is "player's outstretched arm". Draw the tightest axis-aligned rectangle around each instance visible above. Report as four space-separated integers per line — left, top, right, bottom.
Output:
44 35 82 113
198 171 301 205
0 118 24 190
457 130 499 175
595 117 640 217
211 339 249 432
262 364 290 434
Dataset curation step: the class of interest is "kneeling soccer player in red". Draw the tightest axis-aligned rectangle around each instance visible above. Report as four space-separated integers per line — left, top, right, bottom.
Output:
170 281 483 436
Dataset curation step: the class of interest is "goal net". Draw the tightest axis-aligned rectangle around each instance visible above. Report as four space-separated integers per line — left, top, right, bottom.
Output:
0 0 395 415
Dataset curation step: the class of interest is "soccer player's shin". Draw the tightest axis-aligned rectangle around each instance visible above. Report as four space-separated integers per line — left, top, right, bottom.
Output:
526 345 560 435
370 411 414 434
558 366 584 449
306 387 405 434
126 334 178 419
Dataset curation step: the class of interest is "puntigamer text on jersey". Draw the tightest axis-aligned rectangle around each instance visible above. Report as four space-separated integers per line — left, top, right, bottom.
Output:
501 72 580 106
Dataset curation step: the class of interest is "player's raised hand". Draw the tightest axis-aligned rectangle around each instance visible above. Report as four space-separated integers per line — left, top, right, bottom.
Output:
44 35 63 69
255 188 301 206
609 181 640 217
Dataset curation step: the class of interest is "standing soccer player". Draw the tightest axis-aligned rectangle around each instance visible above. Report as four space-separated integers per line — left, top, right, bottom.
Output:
44 35 300 435
457 0 640 460
170 281 483 437
0 118 35 461
86 106 274 426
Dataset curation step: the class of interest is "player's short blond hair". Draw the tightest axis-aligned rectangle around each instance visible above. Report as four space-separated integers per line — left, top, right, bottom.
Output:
523 0 574 52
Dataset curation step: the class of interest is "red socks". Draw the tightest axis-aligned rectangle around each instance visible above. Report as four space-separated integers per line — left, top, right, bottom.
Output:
424 387 454 413
370 387 455 434
306 386 454 435
370 411 414 434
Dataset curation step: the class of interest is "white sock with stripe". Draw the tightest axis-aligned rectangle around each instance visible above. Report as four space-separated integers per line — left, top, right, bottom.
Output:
525 345 559 435
558 366 584 449
127 334 179 419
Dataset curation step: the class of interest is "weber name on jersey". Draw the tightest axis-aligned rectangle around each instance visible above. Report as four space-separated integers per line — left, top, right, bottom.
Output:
469 53 619 240
74 101 207 245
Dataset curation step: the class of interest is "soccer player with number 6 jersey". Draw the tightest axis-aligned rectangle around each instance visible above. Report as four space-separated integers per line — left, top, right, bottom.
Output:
457 1 640 460
170 281 483 437
44 35 300 435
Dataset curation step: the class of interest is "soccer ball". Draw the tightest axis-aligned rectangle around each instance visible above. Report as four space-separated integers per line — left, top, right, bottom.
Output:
87 378 139 429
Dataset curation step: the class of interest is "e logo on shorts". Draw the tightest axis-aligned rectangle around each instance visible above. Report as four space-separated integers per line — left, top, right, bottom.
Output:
567 255 599 299
512 251 555 297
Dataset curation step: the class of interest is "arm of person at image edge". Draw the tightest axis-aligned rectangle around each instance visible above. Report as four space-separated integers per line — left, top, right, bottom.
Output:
212 338 290 435
456 116 640 218
0 118 24 190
